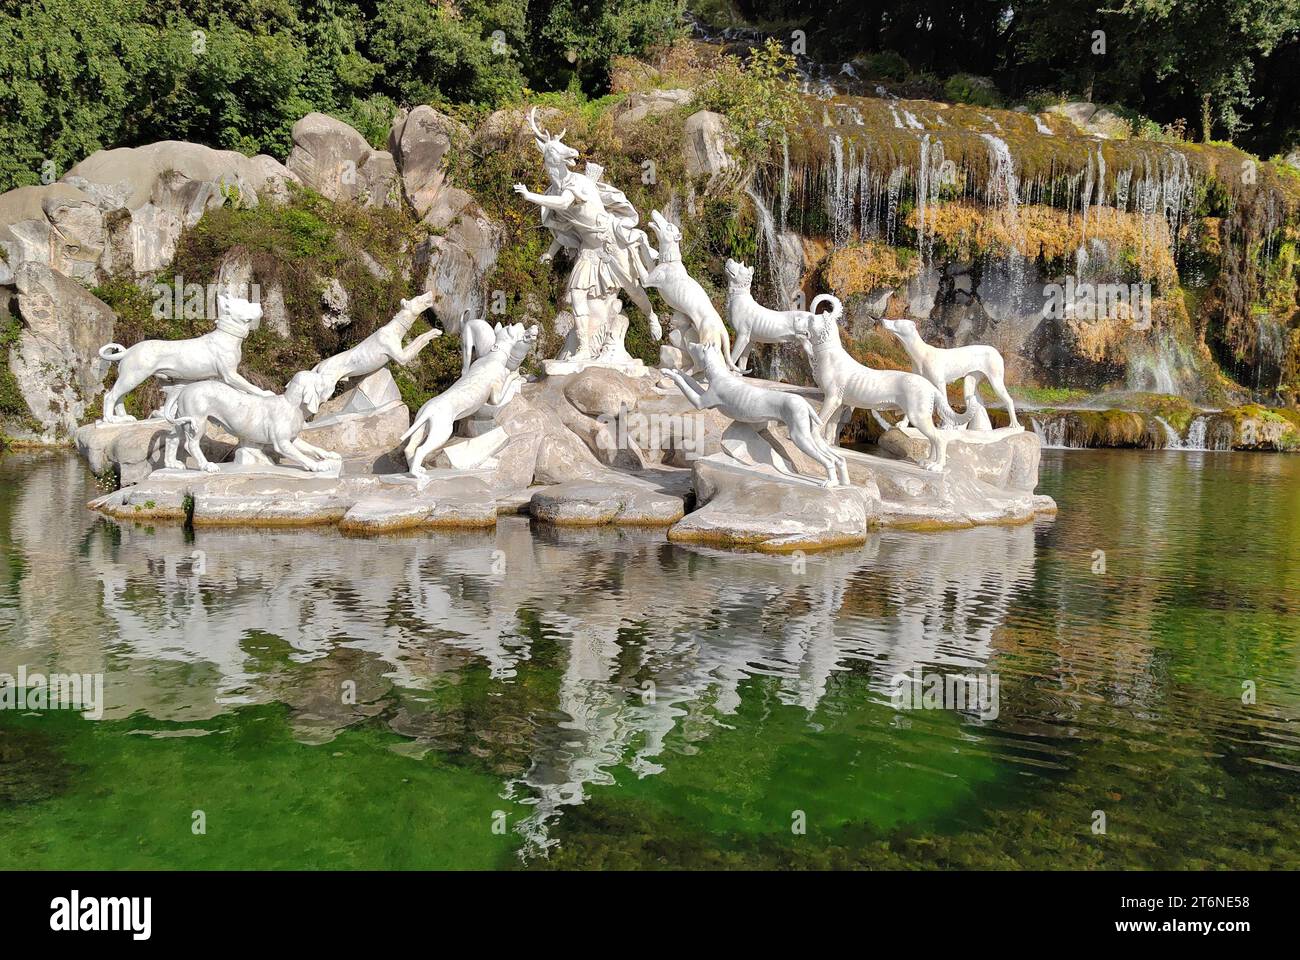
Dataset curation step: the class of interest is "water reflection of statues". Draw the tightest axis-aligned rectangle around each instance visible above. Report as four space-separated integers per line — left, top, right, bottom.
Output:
513 108 661 373
73 503 1042 855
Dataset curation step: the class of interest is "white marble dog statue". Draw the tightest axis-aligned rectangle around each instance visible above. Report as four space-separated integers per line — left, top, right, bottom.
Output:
402 322 538 477
161 371 338 473
98 294 270 423
441 308 498 377
663 342 848 487
644 210 740 374
880 316 1019 430
795 303 973 472
310 292 440 400
724 258 840 373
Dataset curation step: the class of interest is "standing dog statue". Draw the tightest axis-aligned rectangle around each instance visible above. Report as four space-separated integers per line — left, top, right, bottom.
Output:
663 342 848 487
795 303 972 471
644 211 739 375
161 371 337 473
401 322 538 477
311 292 440 400
724 259 840 373
439 308 498 377
880 317 1019 430
98 294 270 423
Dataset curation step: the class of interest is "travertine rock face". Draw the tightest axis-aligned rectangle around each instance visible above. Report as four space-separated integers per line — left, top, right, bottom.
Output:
287 113 398 207
388 106 470 221
63 141 298 276
8 263 116 442
682 111 734 179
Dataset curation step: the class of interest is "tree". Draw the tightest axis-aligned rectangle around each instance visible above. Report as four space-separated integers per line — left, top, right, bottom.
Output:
0 0 154 188
367 0 526 107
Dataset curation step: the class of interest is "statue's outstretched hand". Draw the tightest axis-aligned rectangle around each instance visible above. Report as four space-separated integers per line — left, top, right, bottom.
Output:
539 251 554 264
512 183 531 199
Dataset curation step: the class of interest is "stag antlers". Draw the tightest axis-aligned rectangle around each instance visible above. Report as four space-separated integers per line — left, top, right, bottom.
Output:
527 106 566 144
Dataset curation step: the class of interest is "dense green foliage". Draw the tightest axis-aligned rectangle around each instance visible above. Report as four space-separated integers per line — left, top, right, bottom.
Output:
0 0 684 191
4 1 1298 192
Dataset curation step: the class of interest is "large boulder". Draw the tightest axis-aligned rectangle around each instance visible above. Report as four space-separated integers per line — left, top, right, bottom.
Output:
1046 101 1129 139
682 111 734 180
562 366 645 419
0 183 104 282
7 262 115 441
286 113 398 207
395 107 503 325
387 106 471 222
474 106 568 154
529 479 685 526
613 89 694 128
413 210 501 326
62 141 298 277
215 249 288 336
669 455 876 552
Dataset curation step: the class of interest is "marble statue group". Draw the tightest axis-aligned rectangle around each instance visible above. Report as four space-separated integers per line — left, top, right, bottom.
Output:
82 105 1043 543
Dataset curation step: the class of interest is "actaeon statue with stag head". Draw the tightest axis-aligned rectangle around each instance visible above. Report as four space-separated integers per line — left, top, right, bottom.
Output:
513 107 662 375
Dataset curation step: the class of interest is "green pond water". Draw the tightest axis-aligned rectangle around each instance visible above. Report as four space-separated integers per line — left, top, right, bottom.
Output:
1 448 1297 870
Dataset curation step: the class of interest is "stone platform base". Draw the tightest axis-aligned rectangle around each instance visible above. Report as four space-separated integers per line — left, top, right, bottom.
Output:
665 425 1056 552
84 365 1056 549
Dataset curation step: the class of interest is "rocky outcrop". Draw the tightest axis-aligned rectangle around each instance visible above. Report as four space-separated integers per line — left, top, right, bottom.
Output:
682 110 734 180
0 183 106 283
6 263 115 442
64 141 298 276
613 88 694 127
399 106 502 325
286 113 398 207
388 106 471 223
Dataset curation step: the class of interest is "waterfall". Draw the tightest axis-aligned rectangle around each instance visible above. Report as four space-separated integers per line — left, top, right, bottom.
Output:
885 165 905 244
779 135 790 231
1127 333 1198 396
1153 416 1182 448
1033 115 1053 135
1114 167 1132 212
1094 146 1107 210
980 133 1019 216
1080 151 1095 236
1030 416 1071 449
1184 416 1208 451
916 135 930 261
825 134 857 248
747 186 800 309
